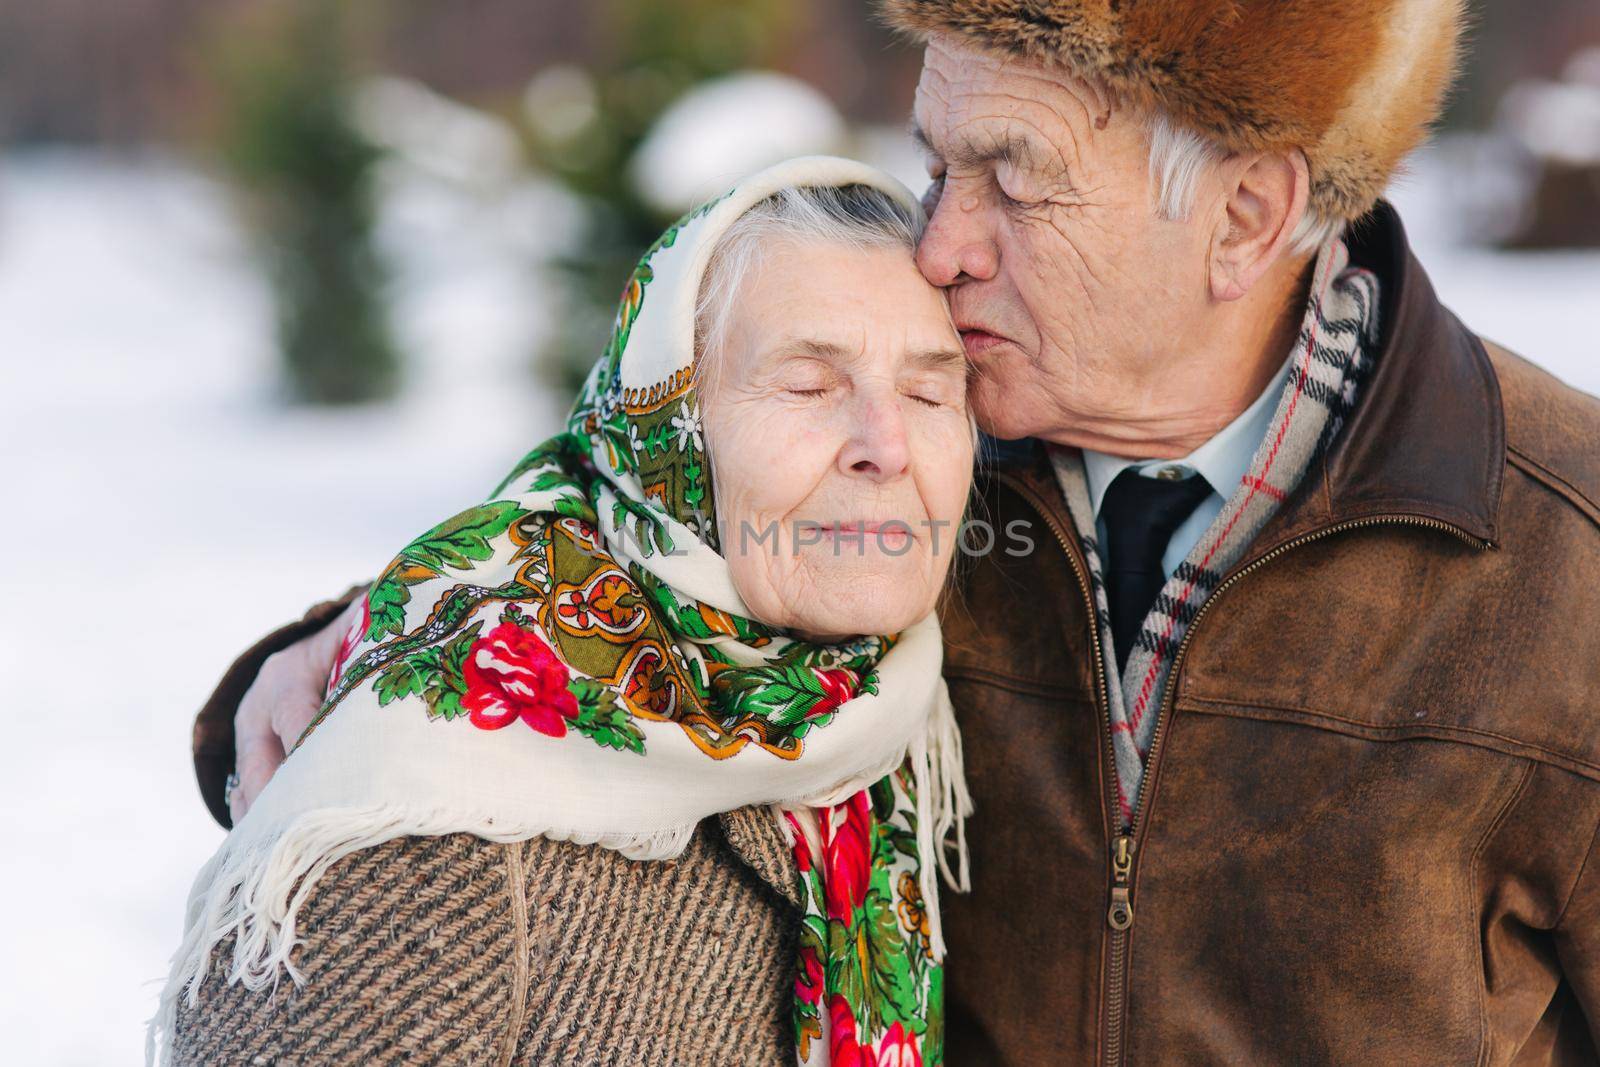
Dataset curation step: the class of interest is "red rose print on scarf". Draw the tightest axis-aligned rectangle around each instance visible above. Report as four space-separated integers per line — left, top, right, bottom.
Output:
784 811 814 874
828 994 871 1067
808 668 857 719
795 943 824 1009
874 1022 922 1067
821 790 873 923
463 620 579 735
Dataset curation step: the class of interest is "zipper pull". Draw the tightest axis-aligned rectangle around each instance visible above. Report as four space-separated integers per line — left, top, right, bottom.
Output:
1108 834 1134 930
1111 834 1133 883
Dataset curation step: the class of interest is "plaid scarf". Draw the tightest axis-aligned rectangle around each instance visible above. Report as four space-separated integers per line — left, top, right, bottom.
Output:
1051 238 1381 828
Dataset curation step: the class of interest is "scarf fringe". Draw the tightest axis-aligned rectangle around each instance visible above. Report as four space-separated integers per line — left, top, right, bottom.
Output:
909 691 973 962
146 805 698 1065
149 695 971 1062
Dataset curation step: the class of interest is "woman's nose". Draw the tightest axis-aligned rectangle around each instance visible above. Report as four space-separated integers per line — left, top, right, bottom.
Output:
916 188 1000 287
838 395 911 482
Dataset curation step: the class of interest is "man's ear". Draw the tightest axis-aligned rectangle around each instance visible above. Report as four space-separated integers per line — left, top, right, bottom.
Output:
1208 149 1310 302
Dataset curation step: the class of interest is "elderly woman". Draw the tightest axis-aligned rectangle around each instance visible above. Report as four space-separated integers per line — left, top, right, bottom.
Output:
155 158 974 1067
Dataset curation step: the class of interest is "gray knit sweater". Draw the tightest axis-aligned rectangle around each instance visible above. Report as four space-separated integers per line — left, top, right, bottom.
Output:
170 808 801 1066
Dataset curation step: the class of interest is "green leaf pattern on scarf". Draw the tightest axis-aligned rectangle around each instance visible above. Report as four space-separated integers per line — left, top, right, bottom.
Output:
790 767 946 1066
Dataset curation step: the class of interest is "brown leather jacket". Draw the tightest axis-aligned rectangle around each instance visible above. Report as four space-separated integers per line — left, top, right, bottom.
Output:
193 204 1600 1065
938 204 1600 1065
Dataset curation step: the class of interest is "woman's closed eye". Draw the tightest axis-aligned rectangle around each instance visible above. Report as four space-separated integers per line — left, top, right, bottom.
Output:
783 378 833 399
766 354 839 400
901 374 965 411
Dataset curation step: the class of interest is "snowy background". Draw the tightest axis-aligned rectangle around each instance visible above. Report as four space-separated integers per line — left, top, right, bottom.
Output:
3 57 1600 1067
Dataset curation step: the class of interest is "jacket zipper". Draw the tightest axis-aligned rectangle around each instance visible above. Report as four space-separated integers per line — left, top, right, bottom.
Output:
999 473 1491 1067
994 473 1126 1065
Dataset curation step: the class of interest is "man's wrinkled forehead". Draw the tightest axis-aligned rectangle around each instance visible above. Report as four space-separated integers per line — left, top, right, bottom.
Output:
911 35 1116 164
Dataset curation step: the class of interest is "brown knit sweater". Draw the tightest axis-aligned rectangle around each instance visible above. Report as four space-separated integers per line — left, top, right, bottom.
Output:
171 809 802 1066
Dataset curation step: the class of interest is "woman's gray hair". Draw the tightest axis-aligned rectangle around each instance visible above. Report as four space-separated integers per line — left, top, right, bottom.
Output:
1145 111 1342 256
693 183 927 391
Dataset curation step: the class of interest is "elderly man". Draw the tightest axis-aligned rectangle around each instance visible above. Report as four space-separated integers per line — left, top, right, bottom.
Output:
195 1 1600 1062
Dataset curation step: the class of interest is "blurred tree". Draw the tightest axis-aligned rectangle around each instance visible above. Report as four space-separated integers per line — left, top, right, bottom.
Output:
210 0 400 404
522 0 792 395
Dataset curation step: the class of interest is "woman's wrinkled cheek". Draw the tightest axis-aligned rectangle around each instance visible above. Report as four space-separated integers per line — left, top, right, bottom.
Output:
705 397 839 629
712 402 830 529
715 482 788 624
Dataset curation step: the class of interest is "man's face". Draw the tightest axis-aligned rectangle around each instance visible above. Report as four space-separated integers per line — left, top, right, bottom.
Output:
912 36 1220 455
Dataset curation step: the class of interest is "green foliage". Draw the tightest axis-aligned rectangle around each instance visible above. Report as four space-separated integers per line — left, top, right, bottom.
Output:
212 0 399 404
628 564 727 643
373 620 483 721
873 816 920 868
525 0 792 395
611 495 675 558
861 883 925 1031
634 420 675 458
429 624 482 720
365 579 415 645
714 663 828 729
552 495 600 526
493 433 593 496
401 502 527 571
568 677 646 754
825 886 922 1035
367 502 527 638
373 651 430 706
923 966 946 1066
682 457 707 513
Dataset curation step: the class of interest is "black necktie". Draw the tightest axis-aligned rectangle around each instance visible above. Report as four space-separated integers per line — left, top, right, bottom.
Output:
1100 468 1214 673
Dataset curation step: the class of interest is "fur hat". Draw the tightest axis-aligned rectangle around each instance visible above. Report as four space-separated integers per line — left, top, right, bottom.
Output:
879 0 1467 221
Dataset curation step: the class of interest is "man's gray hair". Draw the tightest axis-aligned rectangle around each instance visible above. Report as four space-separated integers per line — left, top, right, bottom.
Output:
693 183 926 390
1145 112 1342 255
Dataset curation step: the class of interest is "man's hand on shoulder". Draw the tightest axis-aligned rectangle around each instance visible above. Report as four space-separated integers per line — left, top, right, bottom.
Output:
230 598 359 822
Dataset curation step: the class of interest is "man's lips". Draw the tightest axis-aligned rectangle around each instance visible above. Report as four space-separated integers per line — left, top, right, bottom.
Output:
958 327 1011 357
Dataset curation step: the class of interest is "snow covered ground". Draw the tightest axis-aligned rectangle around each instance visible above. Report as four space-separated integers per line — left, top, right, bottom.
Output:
0 147 1595 1065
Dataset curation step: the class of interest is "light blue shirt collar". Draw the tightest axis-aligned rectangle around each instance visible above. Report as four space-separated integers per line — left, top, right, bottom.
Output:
1083 350 1294 517
1081 350 1295 577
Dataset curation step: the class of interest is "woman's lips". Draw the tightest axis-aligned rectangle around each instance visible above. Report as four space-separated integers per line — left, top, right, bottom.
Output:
819 522 909 537
959 328 1010 357
802 522 916 548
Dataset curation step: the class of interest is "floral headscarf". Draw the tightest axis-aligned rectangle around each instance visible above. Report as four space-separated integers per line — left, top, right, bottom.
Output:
158 157 970 1067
